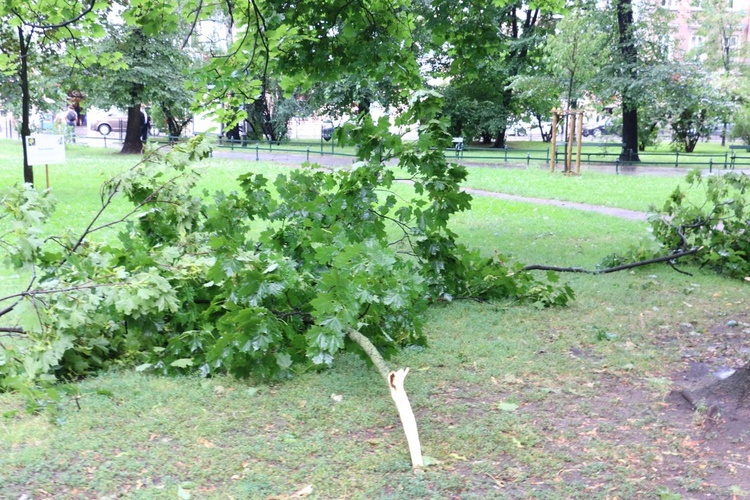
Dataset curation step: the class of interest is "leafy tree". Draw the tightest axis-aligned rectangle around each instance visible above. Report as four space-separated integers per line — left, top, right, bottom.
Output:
422 0 560 147
544 7 608 111
86 24 195 152
658 65 730 152
687 0 747 145
304 76 403 121
613 0 641 161
0 0 110 185
732 104 750 145
508 4 608 142
688 0 746 73
242 80 309 141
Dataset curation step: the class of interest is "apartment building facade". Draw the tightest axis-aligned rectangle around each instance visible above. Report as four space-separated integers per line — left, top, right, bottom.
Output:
661 0 750 61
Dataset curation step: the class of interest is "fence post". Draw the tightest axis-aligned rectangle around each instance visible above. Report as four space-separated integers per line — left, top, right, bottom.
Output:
709 158 713 173
306 146 310 163
526 152 530 167
255 143 259 161
504 146 508 163
724 152 728 170
615 159 619 175
628 149 633 162
674 151 679 168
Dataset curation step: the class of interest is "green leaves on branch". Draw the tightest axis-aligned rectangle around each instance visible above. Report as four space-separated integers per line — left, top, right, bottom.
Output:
1 95 572 399
650 170 750 279
601 170 750 280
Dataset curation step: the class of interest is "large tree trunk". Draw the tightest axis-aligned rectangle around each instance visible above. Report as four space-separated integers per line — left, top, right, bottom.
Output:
616 0 641 163
120 104 145 154
493 130 506 148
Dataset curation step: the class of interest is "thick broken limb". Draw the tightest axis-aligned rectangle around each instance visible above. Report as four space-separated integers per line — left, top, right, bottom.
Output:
347 328 424 468
523 247 701 274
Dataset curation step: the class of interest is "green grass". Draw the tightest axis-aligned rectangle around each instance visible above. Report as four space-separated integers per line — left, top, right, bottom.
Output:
2 139 749 498
463 165 690 212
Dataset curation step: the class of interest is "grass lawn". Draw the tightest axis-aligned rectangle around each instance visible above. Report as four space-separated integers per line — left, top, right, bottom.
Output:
1 139 750 498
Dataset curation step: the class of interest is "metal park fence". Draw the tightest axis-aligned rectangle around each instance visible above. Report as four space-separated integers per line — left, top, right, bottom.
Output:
23 130 750 173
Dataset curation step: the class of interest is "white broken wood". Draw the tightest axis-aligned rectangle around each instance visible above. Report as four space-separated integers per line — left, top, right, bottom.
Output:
347 328 424 468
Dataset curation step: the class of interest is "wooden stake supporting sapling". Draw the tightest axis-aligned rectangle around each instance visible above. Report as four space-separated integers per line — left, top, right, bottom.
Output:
347 328 424 468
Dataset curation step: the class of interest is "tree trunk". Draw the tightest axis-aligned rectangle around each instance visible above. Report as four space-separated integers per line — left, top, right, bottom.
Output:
616 0 641 163
120 104 145 154
684 361 750 412
18 27 34 185
493 130 506 148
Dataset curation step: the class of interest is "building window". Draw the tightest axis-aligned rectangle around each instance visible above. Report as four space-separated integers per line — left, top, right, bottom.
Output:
690 35 704 49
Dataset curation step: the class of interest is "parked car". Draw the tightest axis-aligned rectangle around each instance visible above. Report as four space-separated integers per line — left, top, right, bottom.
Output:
583 117 619 138
90 113 128 135
507 121 529 136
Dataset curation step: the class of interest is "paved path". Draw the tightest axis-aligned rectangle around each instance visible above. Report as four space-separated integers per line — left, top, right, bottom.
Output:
461 189 650 221
212 150 656 221
73 134 748 222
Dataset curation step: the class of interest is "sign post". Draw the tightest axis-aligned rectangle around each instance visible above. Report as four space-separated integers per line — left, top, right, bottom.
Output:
25 135 66 189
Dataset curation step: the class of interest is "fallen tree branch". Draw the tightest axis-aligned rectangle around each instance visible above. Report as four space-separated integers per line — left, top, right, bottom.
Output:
523 247 701 275
347 328 424 468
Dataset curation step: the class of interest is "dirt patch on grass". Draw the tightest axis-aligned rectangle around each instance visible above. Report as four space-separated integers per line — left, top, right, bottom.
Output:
412 314 750 498
528 315 750 498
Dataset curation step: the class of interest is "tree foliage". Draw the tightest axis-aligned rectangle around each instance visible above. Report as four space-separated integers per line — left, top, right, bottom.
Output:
0 93 573 403
0 0 112 183
650 170 750 279
422 0 560 147
602 170 750 280
85 23 195 151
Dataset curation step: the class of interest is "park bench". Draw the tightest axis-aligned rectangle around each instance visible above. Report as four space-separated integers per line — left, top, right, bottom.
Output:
728 144 750 169
450 137 464 158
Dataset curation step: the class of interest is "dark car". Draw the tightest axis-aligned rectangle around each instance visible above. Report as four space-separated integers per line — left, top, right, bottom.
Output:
90 113 128 135
583 118 619 138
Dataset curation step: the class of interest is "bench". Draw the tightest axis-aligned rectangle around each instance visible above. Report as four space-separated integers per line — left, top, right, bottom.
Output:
729 145 750 169
449 137 464 158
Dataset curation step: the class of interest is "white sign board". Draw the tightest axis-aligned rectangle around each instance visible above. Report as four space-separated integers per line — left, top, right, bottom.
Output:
26 135 66 165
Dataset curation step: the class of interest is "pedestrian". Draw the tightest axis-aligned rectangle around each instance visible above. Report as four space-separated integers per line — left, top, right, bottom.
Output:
80 103 87 126
140 103 151 142
65 105 77 143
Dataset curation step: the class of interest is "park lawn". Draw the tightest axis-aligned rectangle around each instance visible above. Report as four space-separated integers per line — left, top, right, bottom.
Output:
462 165 695 213
1 140 750 498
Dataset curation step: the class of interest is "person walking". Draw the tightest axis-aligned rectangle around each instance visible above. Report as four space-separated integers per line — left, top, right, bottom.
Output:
65 105 77 143
140 104 151 142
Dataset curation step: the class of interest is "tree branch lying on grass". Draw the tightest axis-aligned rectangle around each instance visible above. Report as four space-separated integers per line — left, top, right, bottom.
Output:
346 328 424 468
523 247 701 275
